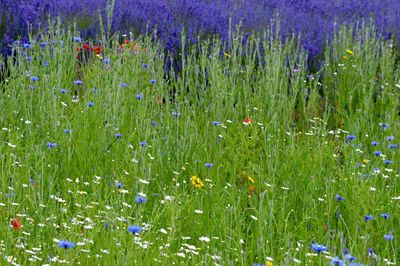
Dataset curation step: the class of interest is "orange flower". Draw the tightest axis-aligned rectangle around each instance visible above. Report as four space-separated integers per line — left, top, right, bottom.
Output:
243 116 254 125
10 218 21 230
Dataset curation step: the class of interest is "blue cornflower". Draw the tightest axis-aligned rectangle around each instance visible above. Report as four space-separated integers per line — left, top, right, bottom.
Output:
64 129 72 134
388 144 397 149
364 215 373 221
59 89 69 93
23 43 31 49
74 80 83 85
371 141 379 146
373 151 382 156
204 163 214 168
386 136 394 141
172 111 181 117
128 225 142 235
30 76 39 82
103 58 111 64
135 195 147 204
212 121 221 126
44 61 49 67
343 249 356 261
136 93 143 100
384 159 391 165
311 243 327 253
139 141 147 147
26 56 32 61
346 135 356 141
150 79 157 84
335 194 345 201
105 222 109 232
46 142 57 149
115 133 122 139
151 121 158 126
87 102 94 107
73 36 82 43
40 42 47 48
142 63 149 69
381 213 390 219
120 83 128 87
58 240 75 249
384 234 394 240
331 257 346 266
116 182 123 189
379 123 389 130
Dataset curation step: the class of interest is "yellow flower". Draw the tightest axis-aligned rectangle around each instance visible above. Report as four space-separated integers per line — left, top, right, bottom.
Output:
247 176 255 183
266 261 273 266
191 175 204 188
342 56 348 60
345 49 354 55
224 52 231 58
362 159 370 164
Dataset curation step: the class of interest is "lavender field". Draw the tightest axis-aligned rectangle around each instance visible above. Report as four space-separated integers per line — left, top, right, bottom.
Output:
0 1 399 265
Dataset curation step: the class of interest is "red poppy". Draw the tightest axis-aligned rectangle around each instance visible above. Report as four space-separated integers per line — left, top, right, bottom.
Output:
10 218 21 230
91 45 103 55
125 39 129 45
82 43 90 50
243 116 254 125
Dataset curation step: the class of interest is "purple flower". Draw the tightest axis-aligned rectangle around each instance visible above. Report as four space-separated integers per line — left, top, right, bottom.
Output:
335 194 345 201
58 240 75 249
40 42 47 48
379 123 389 130
311 243 327 253
139 141 147 147
115 133 122 139
204 163 214 168
128 225 142 235
136 93 144 100
135 195 147 204
373 151 382 156
384 234 394 240
364 215 373 221
46 142 57 149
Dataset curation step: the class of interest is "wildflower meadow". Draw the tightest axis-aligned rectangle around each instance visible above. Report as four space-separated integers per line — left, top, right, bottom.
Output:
0 1 399 265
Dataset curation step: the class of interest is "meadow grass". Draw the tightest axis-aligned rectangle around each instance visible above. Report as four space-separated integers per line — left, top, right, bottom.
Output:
0 21 399 265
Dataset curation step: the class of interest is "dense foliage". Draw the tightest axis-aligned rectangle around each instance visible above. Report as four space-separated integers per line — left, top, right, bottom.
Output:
1 0 400 57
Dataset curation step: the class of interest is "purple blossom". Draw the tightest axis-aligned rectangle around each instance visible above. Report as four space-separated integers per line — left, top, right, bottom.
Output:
128 225 142 235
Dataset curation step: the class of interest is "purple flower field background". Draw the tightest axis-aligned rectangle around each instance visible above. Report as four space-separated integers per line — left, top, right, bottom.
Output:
0 1 399 265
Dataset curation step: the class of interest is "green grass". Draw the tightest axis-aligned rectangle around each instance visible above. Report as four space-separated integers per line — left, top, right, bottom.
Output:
0 21 399 265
